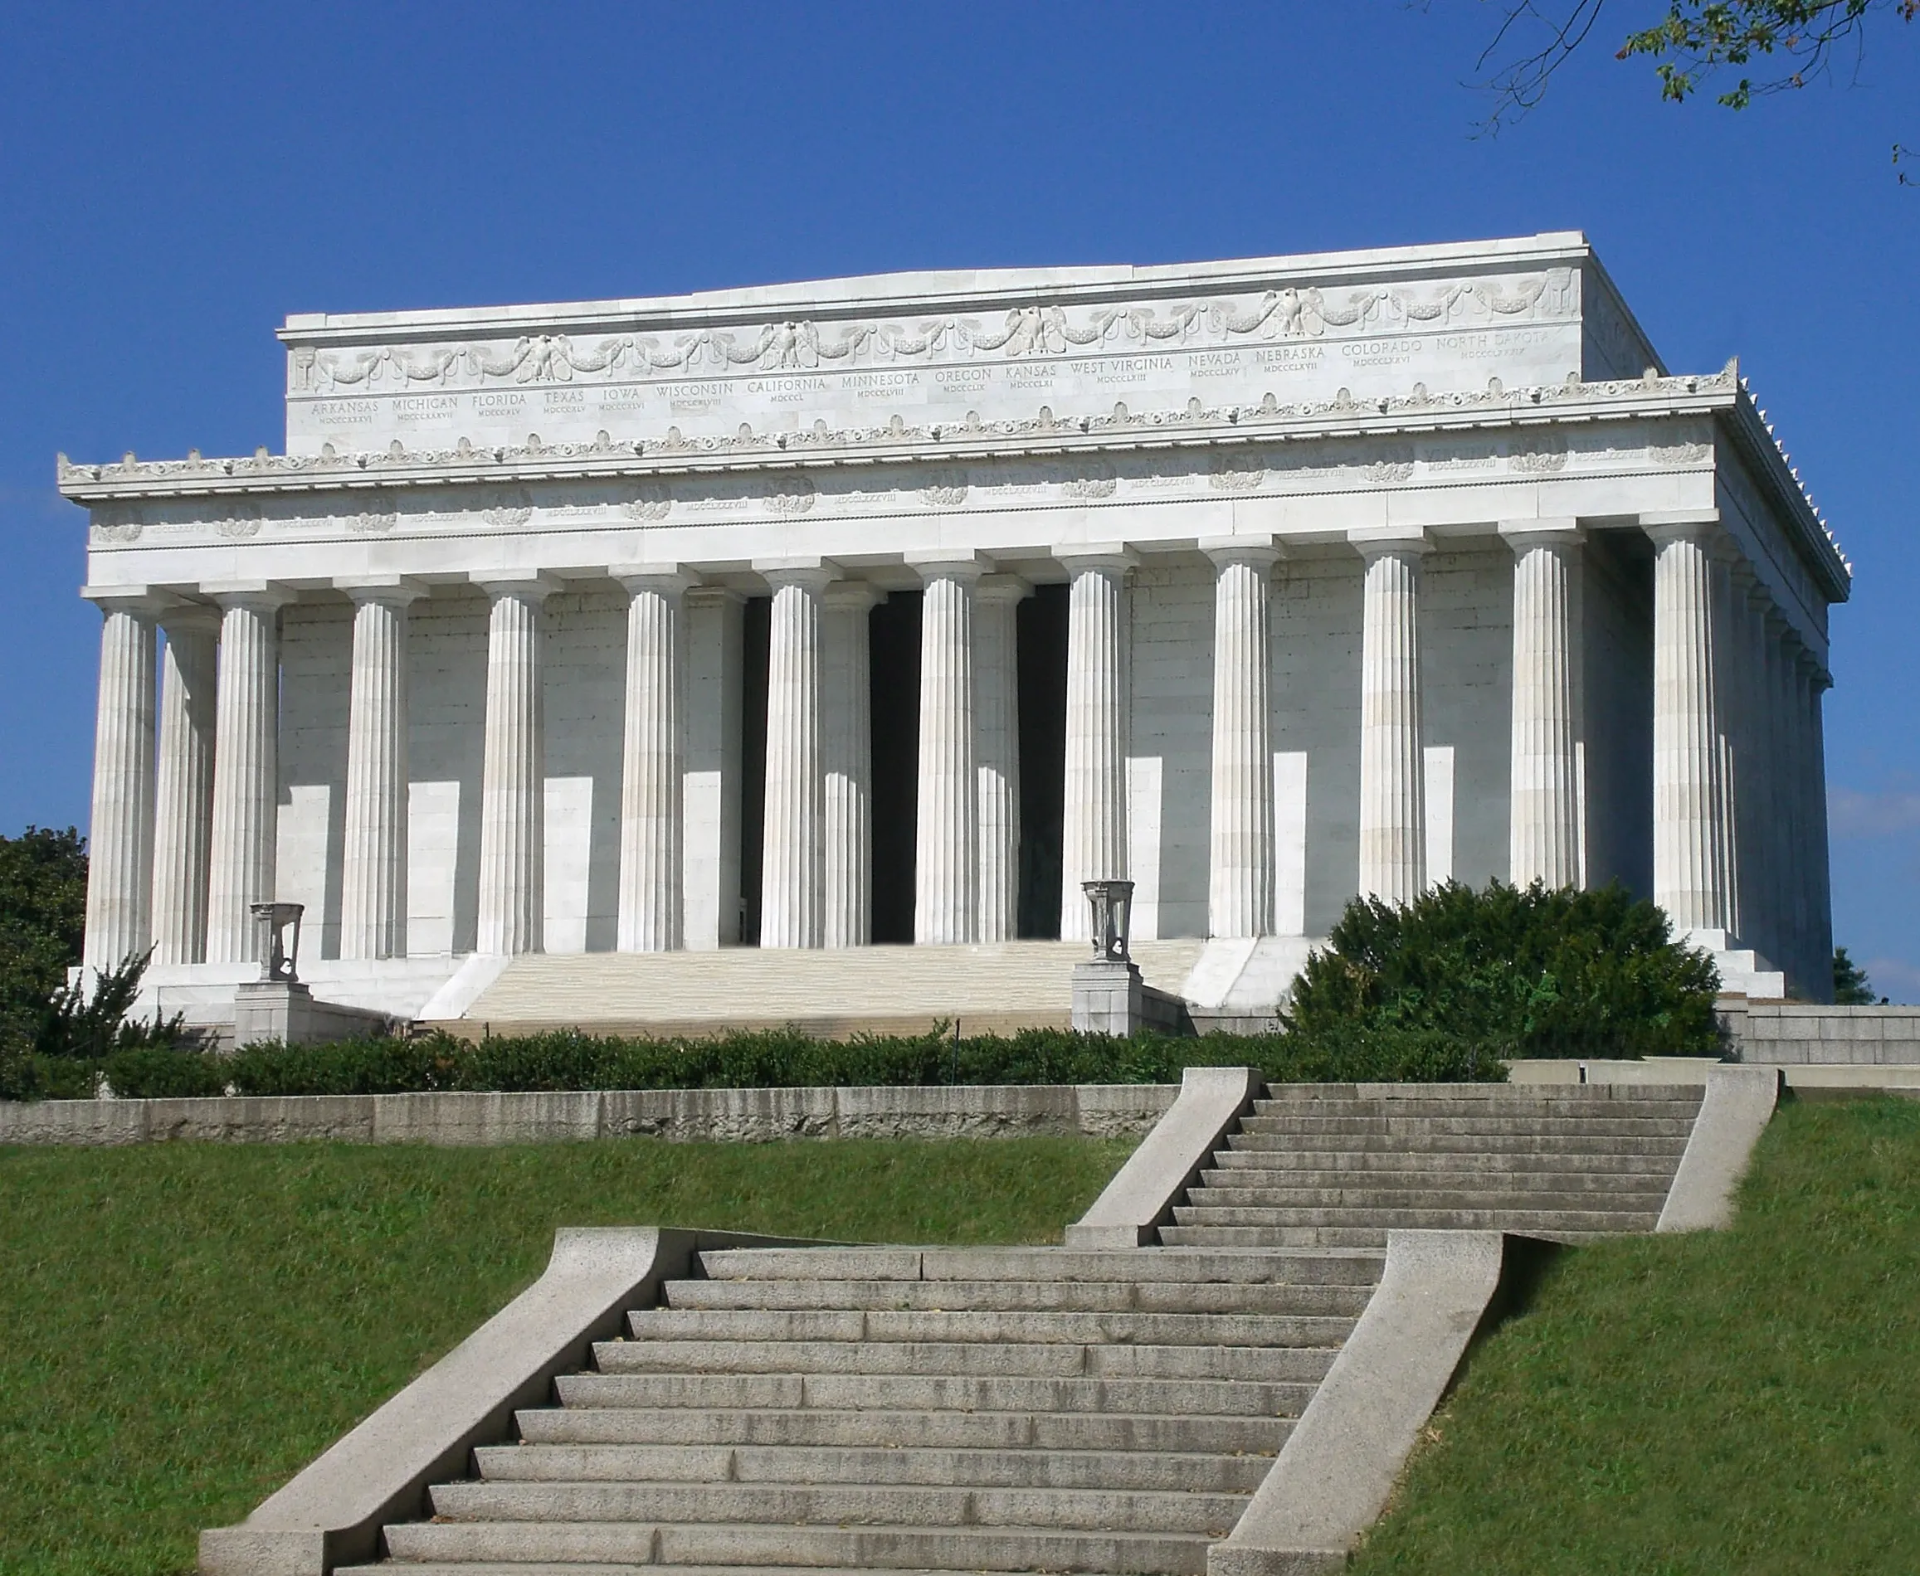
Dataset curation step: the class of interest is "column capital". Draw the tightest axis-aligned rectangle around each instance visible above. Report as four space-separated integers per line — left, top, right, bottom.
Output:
80 585 173 616
336 575 428 607
1200 536 1284 572
609 566 699 598
822 578 883 613
472 571 560 603
1348 526 1431 563
1641 509 1722 549
1055 543 1139 576
203 581 299 614
754 557 838 593
905 549 990 583
1498 518 1585 553
976 572 1033 605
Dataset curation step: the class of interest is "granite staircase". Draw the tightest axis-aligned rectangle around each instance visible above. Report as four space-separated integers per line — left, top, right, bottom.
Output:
338 1082 1706 1575
1162 1083 1704 1249
347 1243 1382 1576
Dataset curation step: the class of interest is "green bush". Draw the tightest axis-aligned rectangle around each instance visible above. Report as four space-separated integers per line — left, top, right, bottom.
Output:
103 1047 230 1100
1286 879 1721 1061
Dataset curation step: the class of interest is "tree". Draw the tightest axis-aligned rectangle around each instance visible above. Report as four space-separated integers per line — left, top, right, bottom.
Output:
1832 945 1889 1004
1467 1 1915 141
0 826 88 1052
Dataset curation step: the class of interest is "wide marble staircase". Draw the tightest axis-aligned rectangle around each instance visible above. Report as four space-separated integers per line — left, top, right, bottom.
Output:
338 1083 1705 1575
1162 1083 1704 1249
349 1243 1380 1575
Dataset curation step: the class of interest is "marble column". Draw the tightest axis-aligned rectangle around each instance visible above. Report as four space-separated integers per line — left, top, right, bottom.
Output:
1502 522 1584 890
1355 534 1427 908
476 576 553 956
1767 614 1803 985
150 606 219 967
338 581 422 961
1804 654 1836 996
1204 541 1280 938
1648 520 1731 937
206 587 289 965
759 563 832 949
615 571 693 953
1058 550 1134 941
81 593 158 976
975 574 1028 944
822 580 879 949
1733 570 1774 965
913 557 983 946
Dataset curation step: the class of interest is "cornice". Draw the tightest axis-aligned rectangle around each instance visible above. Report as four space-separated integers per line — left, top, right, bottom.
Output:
61 366 1735 500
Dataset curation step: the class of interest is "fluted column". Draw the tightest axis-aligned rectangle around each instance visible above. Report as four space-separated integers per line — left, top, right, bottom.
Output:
476 575 553 956
206 587 290 965
759 563 832 949
1204 541 1280 937
150 607 218 966
1767 615 1803 984
913 557 983 946
81 593 158 976
337 580 422 961
1804 653 1836 997
1648 519 1731 937
1058 549 1134 941
822 580 879 948
975 574 1029 944
1733 570 1774 964
614 571 692 953
1502 522 1584 889
1355 534 1427 908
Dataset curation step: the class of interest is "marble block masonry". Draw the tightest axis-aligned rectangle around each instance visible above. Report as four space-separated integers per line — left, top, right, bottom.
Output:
61 232 1849 1027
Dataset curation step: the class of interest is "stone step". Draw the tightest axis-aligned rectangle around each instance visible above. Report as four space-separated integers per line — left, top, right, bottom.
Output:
1205 1149 1681 1177
1250 1095 1702 1118
1180 1186 1671 1213
357 1566 1007 1576
513 1406 1293 1456
628 1306 1357 1347
592 1338 1335 1384
1173 1201 1657 1228
1236 1113 1697 1138
1254 1082 1705 1101
555 1370 1318 1418
475 1443 1276 1493
382 1519 1213 1574
695 1246 1383 1284
1224 1130 1690 1156
661 1276 1377 1317
428 1480 1248 1536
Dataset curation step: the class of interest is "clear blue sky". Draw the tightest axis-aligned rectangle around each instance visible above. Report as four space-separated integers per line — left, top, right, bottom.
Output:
3 2 1914 994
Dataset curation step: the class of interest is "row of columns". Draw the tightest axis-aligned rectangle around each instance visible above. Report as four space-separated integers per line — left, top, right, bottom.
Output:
81 516 1833 979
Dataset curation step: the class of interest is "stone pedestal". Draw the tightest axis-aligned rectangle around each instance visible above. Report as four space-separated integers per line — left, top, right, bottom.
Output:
232 981 393 1048
1072 959 1146 1035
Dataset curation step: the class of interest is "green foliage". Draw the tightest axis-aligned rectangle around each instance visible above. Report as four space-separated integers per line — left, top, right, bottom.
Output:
0 1134 1133 1576
1833 944 1888 1005
3 1019 1505 1105
1619 0 1914 109
1285 879 1722 1061
1351 1097 1920 1573
0 826 88 1053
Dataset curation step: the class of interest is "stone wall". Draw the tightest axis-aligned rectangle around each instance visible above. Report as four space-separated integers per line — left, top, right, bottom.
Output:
1724 1003 1920 1065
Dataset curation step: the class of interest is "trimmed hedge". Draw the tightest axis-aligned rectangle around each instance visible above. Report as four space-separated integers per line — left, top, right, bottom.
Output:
0 1020 1504 1103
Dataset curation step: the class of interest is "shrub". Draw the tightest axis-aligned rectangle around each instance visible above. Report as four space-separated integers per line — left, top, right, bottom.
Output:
103 1046 229 1100
1285 879 1721 1061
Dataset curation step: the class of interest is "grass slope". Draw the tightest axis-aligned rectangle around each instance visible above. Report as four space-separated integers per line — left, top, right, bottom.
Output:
1352 1097 1920 1575
0 1135 1132 1576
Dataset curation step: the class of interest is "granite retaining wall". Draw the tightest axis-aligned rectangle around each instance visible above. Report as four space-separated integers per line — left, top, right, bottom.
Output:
1722 1003 1920 1065
0 1083 1179 1147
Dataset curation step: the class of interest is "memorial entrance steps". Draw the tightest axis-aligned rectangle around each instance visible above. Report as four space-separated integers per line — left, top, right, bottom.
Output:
343 1243 1382 1576
438 940 1206 1039
1159 1083 1705 1249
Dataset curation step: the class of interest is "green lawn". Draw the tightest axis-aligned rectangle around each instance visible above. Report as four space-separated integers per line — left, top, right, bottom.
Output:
0 1134 1133 1576
1352 1096 1920 1576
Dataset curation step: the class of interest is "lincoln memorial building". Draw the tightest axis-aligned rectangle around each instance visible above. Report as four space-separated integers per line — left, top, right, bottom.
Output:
60 233 1849 1029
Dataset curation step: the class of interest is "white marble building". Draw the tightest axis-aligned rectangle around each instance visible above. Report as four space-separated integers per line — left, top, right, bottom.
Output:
61 232 1849 1021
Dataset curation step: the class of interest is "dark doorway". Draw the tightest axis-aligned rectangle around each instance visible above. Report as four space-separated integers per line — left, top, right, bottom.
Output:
738 595 770 946
869 591 922 943
1017 582 1069 938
